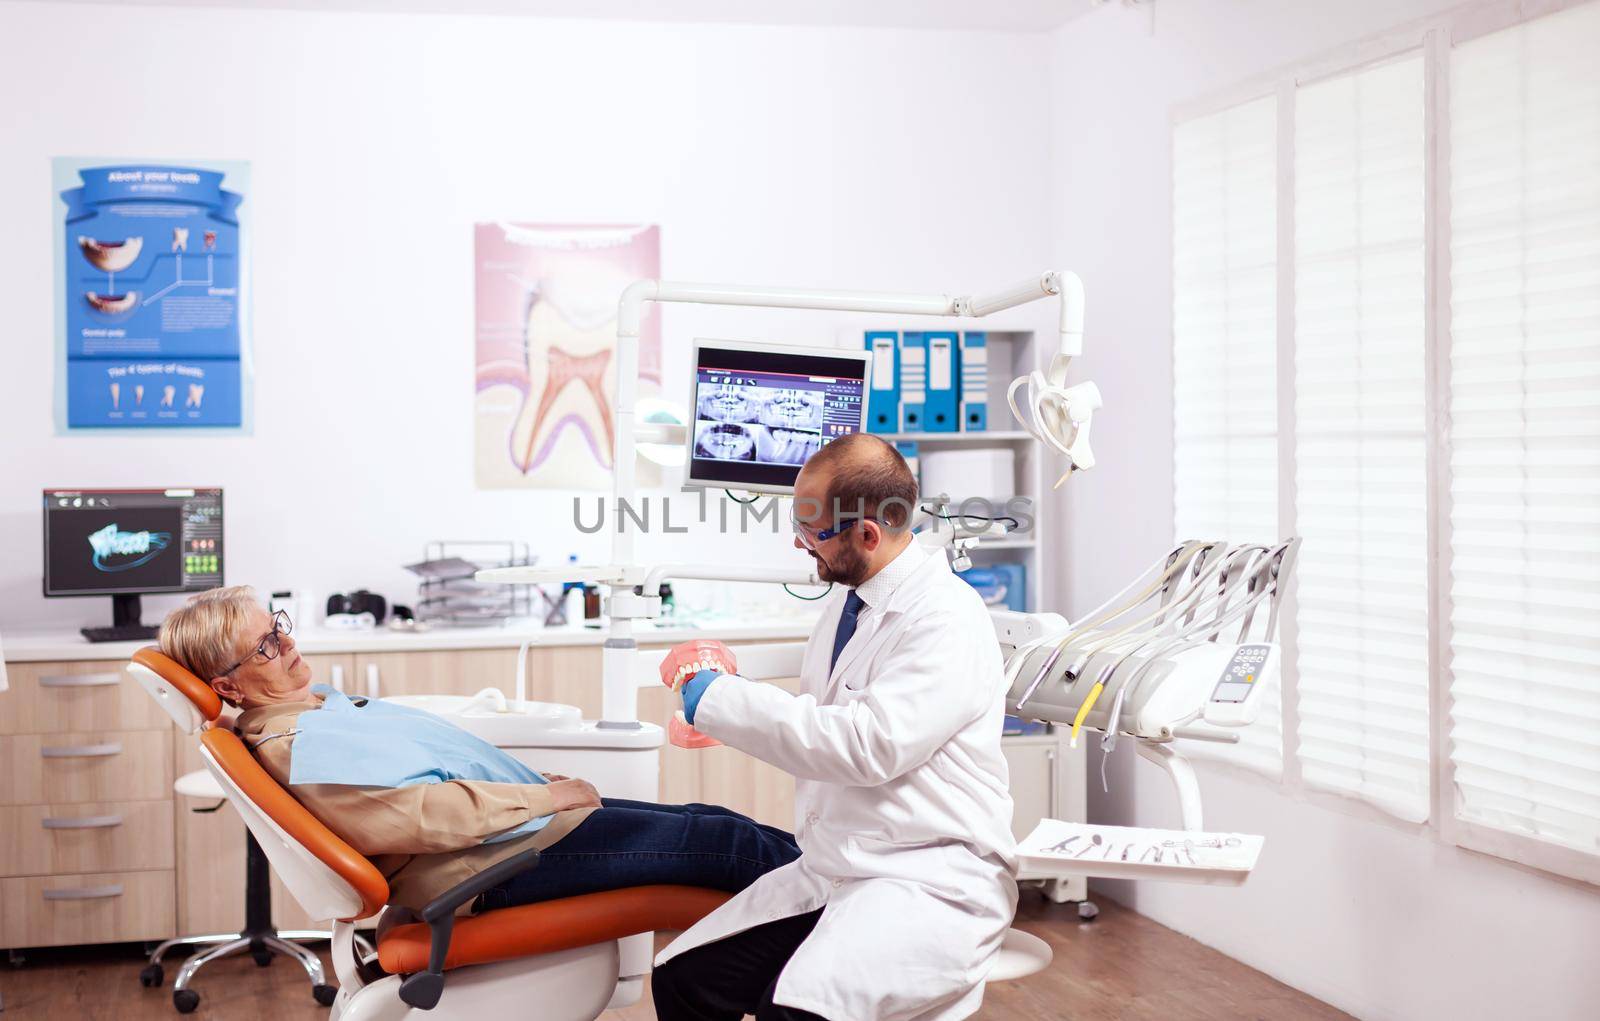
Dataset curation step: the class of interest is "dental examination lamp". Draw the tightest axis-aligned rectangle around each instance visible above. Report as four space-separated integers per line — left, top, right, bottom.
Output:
480 270 1099 728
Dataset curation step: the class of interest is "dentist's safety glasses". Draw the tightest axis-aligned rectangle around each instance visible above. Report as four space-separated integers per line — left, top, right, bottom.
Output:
789 510 873 551
659 639 739 749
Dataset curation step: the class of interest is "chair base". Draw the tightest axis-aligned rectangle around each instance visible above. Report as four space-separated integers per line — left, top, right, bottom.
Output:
141 821 379 1012
989 927 1053 982
144 930 369 1013
335 941 618 1021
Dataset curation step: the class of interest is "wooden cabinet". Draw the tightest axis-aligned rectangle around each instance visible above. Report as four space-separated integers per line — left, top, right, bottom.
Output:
0 657 175 950
1 870 175 949
522 645 607 717
0 661 168 736
0 731 172 806
0 802 174 878
301 653 356 694
356 649 519 699
690 674 801 831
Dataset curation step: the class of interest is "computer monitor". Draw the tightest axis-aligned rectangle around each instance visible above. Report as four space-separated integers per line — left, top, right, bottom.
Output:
42 488 224 641
686 339 871 495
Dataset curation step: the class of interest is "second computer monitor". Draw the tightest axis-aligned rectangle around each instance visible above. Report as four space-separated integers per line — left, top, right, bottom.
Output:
687 339 870 495
42 487 224 639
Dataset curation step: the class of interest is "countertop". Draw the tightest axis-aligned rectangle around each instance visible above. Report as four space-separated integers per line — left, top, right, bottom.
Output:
1 616 820 663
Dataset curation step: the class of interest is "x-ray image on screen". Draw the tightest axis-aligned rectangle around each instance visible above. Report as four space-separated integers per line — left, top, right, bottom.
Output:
695 421 758 461
758 389 824 431
756 426 821 465
694 381 826 470
697 384 760 424
686 341 868 494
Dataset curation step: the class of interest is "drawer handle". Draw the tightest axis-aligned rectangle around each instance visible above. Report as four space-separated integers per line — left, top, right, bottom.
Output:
43 884 124 901
39 673 123 688
43 814 125 830
40 742 123 759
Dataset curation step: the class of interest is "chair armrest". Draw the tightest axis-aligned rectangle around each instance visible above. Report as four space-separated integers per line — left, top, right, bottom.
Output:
398 846 542 1010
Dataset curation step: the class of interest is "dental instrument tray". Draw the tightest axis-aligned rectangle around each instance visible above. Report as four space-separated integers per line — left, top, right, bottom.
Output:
1018 819 1264 886
409 541 535 627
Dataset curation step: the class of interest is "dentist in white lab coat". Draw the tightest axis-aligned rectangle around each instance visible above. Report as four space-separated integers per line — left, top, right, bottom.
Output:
651 434 1017 1021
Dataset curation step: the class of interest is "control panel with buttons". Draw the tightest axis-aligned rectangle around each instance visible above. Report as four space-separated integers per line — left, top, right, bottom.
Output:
1202 643 1275 727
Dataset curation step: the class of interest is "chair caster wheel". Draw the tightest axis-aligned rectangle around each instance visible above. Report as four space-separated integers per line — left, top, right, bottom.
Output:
140 963 164 987
314 984 338 1006
1077 900 1100 921
173 988 201 1013
251 949 274 967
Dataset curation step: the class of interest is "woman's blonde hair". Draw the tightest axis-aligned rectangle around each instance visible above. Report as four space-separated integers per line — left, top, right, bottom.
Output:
158 585 261 684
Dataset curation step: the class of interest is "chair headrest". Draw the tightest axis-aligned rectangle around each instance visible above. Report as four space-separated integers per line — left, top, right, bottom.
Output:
130 646 224 731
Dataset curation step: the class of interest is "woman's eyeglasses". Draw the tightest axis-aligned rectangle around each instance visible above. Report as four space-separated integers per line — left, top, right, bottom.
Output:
219 609 293 677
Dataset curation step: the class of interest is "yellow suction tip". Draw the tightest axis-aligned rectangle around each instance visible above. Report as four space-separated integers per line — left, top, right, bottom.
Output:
1069 682 1106 746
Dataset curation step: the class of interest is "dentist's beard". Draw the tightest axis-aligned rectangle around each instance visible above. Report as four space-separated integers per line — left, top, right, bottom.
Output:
811 543 870 588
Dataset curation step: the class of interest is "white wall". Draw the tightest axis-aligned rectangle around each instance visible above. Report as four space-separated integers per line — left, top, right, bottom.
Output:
8 1 1597 1017
1048 3 1600 1020
0 1 1055 630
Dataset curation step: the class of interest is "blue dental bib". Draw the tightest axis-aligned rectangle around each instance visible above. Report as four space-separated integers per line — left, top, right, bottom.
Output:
287 686 552 843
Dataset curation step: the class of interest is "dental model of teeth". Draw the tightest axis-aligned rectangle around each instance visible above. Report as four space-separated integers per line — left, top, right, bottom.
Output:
658 639 739 749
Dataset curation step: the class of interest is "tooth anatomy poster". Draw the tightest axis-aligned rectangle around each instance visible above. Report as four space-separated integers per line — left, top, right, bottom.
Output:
55 160 250 430
474 223 662 489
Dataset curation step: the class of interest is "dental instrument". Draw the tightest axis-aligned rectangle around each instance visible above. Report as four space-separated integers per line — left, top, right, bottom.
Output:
1044 541 1264 748
1015 541 1221 714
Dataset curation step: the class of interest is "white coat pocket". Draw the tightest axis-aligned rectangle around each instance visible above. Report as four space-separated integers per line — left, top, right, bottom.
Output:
845 834 973 900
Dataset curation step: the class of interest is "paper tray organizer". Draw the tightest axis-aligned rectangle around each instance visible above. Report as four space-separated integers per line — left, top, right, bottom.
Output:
1018 819 1264 887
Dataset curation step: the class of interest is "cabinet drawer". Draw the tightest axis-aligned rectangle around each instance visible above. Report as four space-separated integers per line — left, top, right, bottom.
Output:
0 661 170 735
0 731 172 806
0 801 175 878
1 869 175 949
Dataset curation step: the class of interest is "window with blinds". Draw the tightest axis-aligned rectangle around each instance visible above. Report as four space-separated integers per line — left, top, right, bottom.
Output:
1171 95 1283 777
1447 2 1600 859
1292 55 1431 823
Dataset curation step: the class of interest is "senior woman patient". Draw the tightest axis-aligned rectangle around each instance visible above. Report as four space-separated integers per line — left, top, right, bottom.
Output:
159 586 799 914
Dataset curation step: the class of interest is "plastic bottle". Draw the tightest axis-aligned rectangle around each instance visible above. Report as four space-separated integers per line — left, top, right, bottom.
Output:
562 554 583 626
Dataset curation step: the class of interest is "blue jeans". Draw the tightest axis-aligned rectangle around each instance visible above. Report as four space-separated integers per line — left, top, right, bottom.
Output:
478 799 801 911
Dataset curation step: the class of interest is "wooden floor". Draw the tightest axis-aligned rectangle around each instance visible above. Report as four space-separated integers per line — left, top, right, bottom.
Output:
0 895 1353 1020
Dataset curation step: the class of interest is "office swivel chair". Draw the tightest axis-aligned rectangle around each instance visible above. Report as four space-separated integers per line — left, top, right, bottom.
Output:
138 763 363 1011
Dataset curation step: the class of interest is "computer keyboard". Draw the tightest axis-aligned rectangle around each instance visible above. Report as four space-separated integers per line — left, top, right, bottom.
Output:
81 624 161 643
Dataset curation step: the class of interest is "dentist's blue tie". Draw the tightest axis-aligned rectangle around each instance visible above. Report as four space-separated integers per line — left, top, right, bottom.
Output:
831 590 866 675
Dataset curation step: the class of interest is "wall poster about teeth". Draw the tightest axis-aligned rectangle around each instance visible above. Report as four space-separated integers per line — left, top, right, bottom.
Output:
474 223 662 490
54 158 250 431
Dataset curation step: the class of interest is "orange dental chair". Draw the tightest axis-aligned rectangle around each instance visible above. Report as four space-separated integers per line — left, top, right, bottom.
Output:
128 647 729 1019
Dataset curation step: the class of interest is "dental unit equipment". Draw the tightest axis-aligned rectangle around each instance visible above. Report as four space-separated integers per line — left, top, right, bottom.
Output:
990 543 1293 890
998 538 1301 834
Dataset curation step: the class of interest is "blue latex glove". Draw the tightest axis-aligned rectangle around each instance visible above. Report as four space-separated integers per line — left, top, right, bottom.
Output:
681 669 722 726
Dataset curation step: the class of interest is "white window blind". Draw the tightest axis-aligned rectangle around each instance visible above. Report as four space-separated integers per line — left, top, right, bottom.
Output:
1448 2 1600 859
1292 55 1431 822
1171 95 1283 777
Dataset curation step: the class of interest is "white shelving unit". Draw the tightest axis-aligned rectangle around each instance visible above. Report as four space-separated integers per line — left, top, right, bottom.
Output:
838 324 1088 906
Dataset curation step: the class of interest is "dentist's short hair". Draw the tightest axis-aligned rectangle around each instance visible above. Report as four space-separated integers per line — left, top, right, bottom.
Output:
802 432 918 529
159 585 261 684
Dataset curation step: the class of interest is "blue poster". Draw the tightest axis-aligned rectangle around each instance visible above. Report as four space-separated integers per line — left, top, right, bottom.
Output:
55 160 250 429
